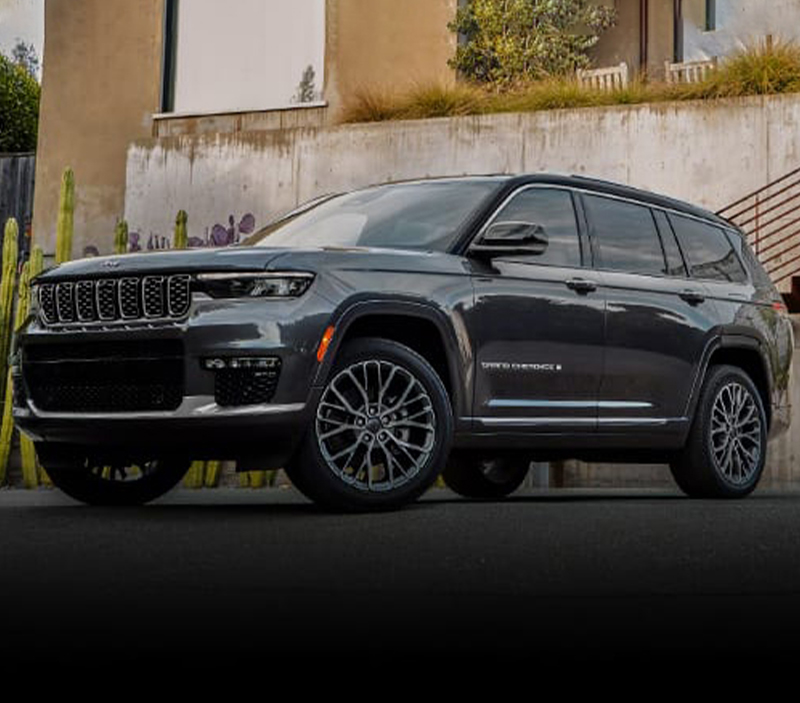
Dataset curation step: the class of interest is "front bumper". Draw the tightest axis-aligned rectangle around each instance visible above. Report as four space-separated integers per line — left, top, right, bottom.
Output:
12 292 333 466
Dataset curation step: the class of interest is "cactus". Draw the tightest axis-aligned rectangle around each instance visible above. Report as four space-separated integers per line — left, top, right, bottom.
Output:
12 261 37 488
183 460 205 489
23 246 46 485
55 168 75 265
174 210 188 250
204 461 222 488
114 220 129 255
0 369 13 485
0 219 19 401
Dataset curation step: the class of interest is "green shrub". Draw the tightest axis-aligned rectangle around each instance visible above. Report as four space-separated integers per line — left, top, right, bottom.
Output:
0 52 40 152
341 41 800 125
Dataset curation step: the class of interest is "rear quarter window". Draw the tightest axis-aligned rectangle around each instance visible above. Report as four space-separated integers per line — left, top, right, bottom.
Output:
669 214 748 283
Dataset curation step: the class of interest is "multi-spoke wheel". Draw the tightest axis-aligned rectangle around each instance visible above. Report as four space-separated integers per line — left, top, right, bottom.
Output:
670 365 767 499
444 451 530 499
287 338 453 511
39 447 190 506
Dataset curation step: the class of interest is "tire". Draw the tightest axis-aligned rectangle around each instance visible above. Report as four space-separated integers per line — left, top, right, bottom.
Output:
443 450 530 499
670 364 767 499
42 452 190 506
287 338 453 512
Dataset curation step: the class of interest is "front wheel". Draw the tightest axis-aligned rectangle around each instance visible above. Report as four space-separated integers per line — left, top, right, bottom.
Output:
287 338 453 512
41 451 190 506
670 365 767 499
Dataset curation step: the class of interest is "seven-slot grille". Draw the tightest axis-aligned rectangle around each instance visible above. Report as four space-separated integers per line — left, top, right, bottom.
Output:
38 275 192 325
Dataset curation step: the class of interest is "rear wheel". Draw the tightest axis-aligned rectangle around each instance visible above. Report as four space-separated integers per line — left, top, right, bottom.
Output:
288 338 453 511
443 451 530 499
670 365 767 499
40 449 190 506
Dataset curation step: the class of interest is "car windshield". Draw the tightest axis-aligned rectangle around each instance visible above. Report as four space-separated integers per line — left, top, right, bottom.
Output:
247 180 503 252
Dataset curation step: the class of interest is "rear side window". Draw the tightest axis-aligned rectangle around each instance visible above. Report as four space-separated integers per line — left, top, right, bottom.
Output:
489 188 583 267
583 195 666 275
732 231 775 293
669 215 748 283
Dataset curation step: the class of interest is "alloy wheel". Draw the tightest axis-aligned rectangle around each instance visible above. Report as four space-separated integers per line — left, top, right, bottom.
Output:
316 360 437 493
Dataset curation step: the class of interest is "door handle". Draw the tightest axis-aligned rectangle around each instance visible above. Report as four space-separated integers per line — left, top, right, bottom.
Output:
566 278 597 295
680 289 706 305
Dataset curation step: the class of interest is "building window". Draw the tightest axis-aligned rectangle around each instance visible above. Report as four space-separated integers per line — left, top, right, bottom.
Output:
162 0 325 115
705 0 716 31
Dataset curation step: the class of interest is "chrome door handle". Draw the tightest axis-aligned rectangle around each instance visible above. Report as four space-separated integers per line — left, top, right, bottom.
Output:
680 290 706 305
566 278 597 295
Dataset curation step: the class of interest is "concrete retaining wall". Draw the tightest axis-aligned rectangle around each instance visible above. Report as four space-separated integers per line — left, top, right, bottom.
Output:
126 93 800 257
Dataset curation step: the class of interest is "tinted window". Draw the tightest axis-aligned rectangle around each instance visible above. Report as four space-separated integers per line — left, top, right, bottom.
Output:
489 188 582 267
250 180 502 252
670 215 748 283
584 195 666 275
653 209 688 277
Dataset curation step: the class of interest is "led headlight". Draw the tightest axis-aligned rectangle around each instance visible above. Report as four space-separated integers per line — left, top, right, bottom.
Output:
29 283 40 318
197 272 315 299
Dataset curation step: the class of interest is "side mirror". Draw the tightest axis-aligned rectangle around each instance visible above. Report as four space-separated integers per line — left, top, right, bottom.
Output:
470 221 549 259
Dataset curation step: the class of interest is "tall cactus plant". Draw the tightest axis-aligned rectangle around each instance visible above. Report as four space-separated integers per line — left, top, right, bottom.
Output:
174 210 188 250
0 219 19 485
114 219 129 255
0 219 19 398
55 167 75 265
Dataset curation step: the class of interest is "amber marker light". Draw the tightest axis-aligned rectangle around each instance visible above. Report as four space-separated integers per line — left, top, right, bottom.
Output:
317 326 336 363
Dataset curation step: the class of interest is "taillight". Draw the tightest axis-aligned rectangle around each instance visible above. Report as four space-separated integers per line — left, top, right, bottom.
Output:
772 301 789 314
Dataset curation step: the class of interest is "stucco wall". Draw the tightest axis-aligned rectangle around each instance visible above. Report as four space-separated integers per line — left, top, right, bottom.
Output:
324 0 458 118
683 0 800 61
33 0 165 260
125 93 800 259
32 0 458 259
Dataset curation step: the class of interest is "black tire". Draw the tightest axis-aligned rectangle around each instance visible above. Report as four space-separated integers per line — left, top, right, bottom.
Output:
287 338 453 512
42 452 190 506
670 364 767 499
443 450 530 499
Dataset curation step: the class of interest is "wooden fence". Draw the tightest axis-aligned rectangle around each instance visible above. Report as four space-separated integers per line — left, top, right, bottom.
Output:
0 153 35 258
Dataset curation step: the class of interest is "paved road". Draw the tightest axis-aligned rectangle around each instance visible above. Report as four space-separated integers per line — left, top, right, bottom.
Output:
2 485 800 666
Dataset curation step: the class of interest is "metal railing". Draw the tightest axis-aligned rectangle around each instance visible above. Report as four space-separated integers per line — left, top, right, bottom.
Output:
717 167 800 286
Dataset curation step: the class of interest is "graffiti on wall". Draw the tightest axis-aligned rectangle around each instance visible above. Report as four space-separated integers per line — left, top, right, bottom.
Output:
85 213 258 256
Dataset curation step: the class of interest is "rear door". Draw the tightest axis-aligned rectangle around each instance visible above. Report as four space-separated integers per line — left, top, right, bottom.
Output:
581 194 720 436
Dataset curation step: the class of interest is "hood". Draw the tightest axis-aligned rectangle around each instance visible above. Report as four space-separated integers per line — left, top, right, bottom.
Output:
35 246 466 282
35 247 291 281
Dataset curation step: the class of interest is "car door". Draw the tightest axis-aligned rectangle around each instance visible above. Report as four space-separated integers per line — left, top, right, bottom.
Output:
465 185 606 432
581 193 720 437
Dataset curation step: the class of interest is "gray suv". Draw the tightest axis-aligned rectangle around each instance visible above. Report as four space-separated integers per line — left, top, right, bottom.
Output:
13 175 793 510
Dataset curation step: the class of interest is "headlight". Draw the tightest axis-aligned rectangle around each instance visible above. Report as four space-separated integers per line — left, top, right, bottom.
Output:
197 272 315 299
29 284 40 317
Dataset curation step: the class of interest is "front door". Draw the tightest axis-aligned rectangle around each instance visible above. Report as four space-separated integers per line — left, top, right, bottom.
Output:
465 186 605 432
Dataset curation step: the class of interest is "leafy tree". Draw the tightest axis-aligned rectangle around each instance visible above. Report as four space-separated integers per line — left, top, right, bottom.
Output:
294 65 317 103
12 40 39 80
449 0 617 85
0 50 40 152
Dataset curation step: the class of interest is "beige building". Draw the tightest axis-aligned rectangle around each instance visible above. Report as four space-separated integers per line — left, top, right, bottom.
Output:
33 0 800 258
33 0 459 258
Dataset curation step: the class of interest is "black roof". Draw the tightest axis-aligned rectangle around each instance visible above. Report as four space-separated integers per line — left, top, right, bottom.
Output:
507 173 731 227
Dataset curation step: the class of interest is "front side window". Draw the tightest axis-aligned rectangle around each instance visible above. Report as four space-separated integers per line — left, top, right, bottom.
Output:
669 215 749 283
583 195 667 276
164 0 325 114
487 188 583 267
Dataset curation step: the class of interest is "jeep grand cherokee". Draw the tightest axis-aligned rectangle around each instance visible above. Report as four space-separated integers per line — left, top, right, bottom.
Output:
13 175 793 510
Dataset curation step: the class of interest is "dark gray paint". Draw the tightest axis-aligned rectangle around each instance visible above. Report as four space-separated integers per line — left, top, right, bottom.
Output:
13 175 794 469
